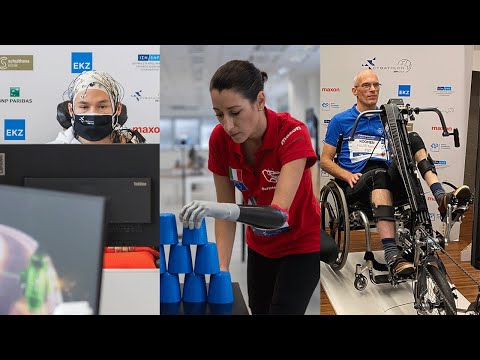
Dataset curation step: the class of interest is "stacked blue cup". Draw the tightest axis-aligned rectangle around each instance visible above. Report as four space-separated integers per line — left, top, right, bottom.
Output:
183 272 207 302
182 219 208 245
160 213 180 309
161 214 235 314
160 246 166 274
194 242 220 274
160 213 178 246
168 243 193 274
208 271 234 304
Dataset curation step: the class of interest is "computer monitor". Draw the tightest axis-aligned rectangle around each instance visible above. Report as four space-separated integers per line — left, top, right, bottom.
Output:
0 184 106 315
0 144 159 248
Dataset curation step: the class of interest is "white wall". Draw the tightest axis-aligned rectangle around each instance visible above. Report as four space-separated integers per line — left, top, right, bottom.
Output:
0 45 160 144
288 71 320 122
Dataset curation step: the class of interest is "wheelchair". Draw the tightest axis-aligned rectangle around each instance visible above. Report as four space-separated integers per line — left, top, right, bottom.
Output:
320 99 477 315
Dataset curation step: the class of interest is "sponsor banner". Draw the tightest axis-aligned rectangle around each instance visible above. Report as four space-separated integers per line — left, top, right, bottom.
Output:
0 55 33 71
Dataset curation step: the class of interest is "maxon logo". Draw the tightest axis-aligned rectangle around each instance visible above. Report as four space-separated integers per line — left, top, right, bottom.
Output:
4 119 25 140
321 87 340 92
132 126 160 133
71 52 93 73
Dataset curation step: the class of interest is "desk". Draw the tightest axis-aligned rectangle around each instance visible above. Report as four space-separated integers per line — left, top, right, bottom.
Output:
99 269 160 315
161 282 249 315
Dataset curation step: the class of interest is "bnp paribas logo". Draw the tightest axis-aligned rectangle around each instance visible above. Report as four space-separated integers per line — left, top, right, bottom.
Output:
0 55 34 71
10 87 20 97
0 86 32 104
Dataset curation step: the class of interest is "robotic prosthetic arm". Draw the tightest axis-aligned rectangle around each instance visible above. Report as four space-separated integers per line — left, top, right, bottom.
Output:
179 200 288 230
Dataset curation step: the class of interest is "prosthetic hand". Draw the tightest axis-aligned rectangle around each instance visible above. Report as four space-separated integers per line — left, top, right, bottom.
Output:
180 200 240 229
180 200 288 230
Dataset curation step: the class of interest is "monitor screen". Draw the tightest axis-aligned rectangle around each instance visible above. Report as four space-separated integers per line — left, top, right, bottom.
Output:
0 184 106 315
0 144 159 248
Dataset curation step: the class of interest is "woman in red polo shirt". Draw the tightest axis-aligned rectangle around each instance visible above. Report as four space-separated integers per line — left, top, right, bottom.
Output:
180 60 320 315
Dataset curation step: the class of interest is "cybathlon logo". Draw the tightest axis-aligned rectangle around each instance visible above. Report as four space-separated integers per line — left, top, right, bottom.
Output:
321 102 330 110
138 54 160 61
4 119 25 140
398 84 411 97
429 212 435 221
361 57 412 73
321 169 329 177
0 55 33 71
131 89 160 103
10 87 19 97
71 52 92 73
131 126 160 134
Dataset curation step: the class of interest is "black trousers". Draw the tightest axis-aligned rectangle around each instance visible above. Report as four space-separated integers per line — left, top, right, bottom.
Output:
247 247 320 315
336 160 409 207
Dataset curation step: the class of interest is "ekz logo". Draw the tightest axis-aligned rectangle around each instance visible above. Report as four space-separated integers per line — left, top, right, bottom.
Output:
71 52 93 73
4 119 25 140
398 85 411 97
437 86 452 91
138 54 160 61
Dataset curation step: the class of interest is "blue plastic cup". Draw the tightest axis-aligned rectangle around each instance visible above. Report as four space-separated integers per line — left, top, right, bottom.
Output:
182 219 208 245
160 272 181 303
168 243 193 274
160 245 166 274
207 271 234 304
161 302 181 315
183 301 207 315
194 242 220 274
183 272 207 302
209 302 234 315
160 213 178 245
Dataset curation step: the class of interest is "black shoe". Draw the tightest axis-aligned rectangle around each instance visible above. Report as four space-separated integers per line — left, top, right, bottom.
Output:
438 185 472 221
388 256 415 277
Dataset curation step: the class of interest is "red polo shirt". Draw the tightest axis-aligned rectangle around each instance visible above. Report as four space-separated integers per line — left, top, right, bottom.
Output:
208 107 320 258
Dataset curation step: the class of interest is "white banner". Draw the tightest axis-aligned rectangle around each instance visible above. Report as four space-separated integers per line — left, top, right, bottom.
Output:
0 45 160 144
319 45 473 240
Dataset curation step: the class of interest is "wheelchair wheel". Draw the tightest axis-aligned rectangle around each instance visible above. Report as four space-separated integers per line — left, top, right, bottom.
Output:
415 264 457 315
320 180 350 270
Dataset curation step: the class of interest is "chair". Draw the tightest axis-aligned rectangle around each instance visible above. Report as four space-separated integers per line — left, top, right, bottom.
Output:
56 100 128 129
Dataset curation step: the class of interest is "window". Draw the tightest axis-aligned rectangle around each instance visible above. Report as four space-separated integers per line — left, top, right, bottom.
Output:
174 118 199 146
160 118 173 149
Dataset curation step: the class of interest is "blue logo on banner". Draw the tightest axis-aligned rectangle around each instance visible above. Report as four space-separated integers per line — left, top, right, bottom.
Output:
398 84 411 97
434 160 447 165
4 119 25 140
71 52 93 73
437 86 452 91
138 54 160 61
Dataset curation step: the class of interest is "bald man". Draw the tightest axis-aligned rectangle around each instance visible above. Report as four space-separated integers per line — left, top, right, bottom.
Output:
320 69 471 277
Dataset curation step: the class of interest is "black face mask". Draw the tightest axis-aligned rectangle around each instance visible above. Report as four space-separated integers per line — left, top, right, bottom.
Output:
73 114 115 141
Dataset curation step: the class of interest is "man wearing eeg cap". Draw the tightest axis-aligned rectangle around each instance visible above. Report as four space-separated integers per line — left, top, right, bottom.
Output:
50 70 144 144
